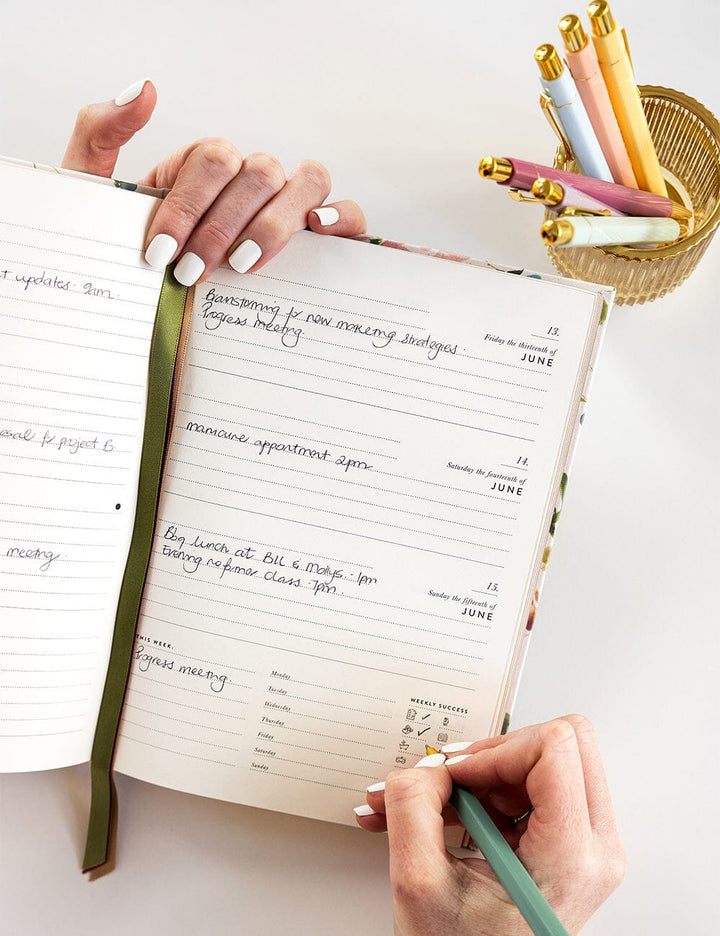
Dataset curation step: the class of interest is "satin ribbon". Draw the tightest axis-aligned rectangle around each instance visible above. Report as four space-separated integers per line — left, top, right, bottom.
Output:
82 268 188 873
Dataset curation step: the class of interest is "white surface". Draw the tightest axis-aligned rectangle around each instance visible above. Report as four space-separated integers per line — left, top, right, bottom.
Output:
1 2 718 933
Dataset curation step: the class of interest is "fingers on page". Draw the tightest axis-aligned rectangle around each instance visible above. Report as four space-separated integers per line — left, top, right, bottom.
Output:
308 199 367 237
226 159 333 276
144 139 246 282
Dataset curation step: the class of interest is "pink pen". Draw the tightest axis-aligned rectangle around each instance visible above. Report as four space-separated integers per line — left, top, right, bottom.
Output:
558 14 637 189
478 156 692 220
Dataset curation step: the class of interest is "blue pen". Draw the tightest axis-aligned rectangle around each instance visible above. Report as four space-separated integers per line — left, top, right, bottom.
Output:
535 43 613 183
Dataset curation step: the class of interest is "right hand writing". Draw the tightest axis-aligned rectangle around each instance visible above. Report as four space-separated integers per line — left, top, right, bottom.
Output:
355 715 626 936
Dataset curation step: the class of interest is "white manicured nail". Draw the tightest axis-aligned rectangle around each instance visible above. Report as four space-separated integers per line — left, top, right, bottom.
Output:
174 252 205 286
228 239 262 273
366 781 385 793
115 79 149 106
441 741 473 754
445 754 471 766
145 233 178 269
413 753 446 768
353 804 377 816
312 206 340 226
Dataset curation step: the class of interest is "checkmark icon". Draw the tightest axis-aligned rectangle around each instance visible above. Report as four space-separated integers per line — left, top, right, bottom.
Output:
421 713 432 720
418 727 431 737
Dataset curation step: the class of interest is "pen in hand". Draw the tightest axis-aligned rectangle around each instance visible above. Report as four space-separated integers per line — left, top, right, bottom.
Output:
355 718 627 936
427 747 571 936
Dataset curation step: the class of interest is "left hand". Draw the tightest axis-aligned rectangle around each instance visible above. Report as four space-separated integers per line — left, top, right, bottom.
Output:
61 79 366 285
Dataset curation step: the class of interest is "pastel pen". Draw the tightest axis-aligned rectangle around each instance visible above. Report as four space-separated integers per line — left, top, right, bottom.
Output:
587 0 667 196
420 748 570 936
478 156 691 220
558 13 637 188
530 177 625 215
534 44 613 182
540 214 681 247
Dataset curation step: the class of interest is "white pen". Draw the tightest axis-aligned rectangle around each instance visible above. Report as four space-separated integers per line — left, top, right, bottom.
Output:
540 214 681 247
534 44 613 183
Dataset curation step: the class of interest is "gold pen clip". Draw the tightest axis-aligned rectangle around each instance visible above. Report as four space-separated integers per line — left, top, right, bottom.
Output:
508 188 539 204
539 93 572 157
560 206 612 217
621 27 634 74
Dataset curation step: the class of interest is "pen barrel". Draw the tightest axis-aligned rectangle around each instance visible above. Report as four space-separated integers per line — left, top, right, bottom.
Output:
560 215 680 247
508 159 673 216
591 30 667 195
564 44 637 188
554 188 625 215
450 787 571 936
540 72 613 182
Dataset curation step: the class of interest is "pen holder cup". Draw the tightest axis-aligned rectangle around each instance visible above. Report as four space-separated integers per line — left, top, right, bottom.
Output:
544 86 720 305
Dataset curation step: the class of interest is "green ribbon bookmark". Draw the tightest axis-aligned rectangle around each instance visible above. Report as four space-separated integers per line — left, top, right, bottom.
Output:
82 268 188 873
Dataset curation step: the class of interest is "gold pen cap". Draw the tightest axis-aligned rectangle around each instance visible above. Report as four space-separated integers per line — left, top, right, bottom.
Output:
532 178 564 206
479 156 513 181
558 14 588 52
587 1 616 36
540 219 574 245
534 44 564 80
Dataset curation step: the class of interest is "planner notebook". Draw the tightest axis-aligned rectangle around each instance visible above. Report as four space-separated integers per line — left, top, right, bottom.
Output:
0 157 612 870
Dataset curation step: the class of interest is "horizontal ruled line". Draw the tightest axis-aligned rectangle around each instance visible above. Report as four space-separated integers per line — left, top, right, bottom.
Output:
189 363 536 443
166 490 505 568
0 329 147 358
184 391 400 444
194 350 540 427
199 330 544 410
139 613 476 692
166 463 511 544
118 734 235 766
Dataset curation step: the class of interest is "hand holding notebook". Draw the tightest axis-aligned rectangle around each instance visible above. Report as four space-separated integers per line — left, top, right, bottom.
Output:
60 79 367 283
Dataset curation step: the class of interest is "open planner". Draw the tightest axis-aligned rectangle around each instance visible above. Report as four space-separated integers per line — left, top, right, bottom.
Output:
0 157 612 869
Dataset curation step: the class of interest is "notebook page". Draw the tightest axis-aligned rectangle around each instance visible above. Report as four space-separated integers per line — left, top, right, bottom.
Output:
0 163 163 771
113 232 601 822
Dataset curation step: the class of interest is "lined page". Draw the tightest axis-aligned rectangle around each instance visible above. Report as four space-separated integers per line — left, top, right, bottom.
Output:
114 233 601 823
0 163 164 771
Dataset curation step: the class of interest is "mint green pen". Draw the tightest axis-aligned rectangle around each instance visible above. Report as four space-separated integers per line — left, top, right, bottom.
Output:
449 785 570 936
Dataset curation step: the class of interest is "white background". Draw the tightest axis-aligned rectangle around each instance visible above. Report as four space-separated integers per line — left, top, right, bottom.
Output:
1 1 718 933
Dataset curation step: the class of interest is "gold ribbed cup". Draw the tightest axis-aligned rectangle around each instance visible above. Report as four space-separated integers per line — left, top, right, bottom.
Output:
545 87 720 305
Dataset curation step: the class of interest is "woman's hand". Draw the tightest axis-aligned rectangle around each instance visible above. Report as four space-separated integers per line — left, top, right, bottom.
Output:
355 715 626 936
61 79 366 285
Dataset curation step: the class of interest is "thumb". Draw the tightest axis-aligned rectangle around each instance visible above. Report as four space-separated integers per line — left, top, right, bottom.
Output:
61 79 157 177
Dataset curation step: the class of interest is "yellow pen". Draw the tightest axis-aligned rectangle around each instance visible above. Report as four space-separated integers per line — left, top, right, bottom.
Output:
587 1 667 196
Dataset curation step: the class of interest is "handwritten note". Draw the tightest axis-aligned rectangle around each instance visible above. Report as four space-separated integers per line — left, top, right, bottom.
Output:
113 233 603 823
0 162 164 772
